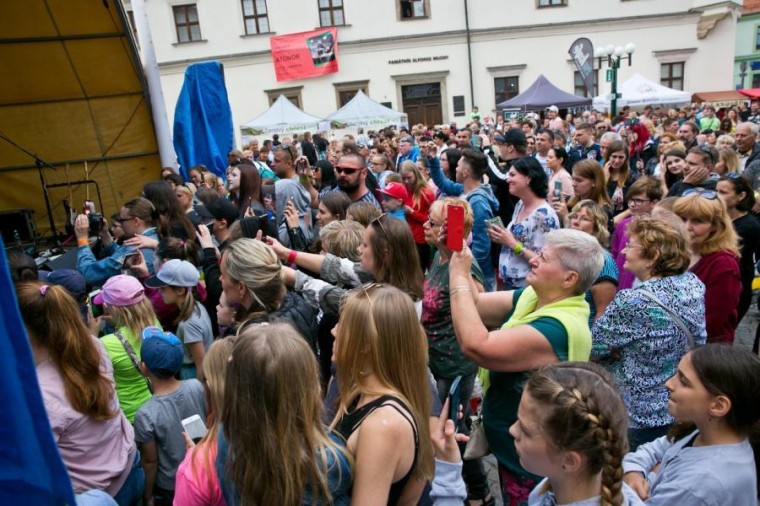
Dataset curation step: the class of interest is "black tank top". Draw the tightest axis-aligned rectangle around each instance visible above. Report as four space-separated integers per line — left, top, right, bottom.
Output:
336 395 419 505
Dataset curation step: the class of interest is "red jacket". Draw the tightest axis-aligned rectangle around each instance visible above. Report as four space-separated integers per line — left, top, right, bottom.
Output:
690 250 741 344
405 186 435 245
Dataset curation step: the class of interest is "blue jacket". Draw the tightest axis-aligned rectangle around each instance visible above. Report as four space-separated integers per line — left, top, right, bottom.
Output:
466 186 499 285
397 145 420 166
76 228 158 286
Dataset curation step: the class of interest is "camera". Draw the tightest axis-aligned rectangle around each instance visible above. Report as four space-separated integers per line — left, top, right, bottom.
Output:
88 212 104 235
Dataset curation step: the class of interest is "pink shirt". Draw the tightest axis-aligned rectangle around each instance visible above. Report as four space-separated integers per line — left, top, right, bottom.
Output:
36 337 136 495
173 441 226 506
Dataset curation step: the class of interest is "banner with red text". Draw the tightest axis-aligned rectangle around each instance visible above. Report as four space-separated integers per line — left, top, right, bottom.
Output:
270 28 339 82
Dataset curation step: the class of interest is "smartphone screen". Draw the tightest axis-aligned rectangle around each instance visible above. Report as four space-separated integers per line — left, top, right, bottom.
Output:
181 414 208 443
88 289 103 318
448 375 463 421
446 205 465 252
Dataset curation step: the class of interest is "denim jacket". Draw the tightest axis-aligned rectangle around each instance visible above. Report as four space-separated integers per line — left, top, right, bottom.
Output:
76 227 158 285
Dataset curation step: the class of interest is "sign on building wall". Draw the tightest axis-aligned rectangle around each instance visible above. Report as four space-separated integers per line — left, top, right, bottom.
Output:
270 28 339 82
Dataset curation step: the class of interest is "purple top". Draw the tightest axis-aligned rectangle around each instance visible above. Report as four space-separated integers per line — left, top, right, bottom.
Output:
36 336 136 495
611 216 636 291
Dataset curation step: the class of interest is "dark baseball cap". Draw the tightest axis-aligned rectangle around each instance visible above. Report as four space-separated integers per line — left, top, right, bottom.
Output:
141 326 183 378
495 129 527 147
46 269 86 300
207 198 239 225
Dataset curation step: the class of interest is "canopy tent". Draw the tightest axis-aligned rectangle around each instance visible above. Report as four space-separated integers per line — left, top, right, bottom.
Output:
592 73 691 110
240 95 323 136
0 0 161 239
326 90 407 128
497 74 592 111
691 90 746 109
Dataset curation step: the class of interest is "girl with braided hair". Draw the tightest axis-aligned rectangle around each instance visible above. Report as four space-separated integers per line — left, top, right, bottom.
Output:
510 362 643 506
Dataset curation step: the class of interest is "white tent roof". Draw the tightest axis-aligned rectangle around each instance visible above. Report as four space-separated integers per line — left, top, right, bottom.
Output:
326 90 407 127
592 73 691 110
240 95 322 135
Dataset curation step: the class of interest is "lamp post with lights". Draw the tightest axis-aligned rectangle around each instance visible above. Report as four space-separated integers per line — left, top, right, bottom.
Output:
594 43 636 117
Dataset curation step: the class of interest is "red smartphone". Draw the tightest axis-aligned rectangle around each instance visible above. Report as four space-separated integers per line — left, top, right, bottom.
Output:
446 204 465 252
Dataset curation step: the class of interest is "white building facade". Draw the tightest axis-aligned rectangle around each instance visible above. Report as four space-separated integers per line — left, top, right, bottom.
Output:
125 0 741 140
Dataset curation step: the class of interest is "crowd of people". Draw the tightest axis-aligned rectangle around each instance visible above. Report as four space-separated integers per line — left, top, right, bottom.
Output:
7 100 760 506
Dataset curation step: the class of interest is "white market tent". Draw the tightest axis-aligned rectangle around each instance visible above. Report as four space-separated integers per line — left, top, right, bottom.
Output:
240 95 323 136
326 90 407 128
592 73 691 110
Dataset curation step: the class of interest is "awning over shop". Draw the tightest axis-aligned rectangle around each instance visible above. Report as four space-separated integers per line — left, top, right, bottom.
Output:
692 90 747 108
739 88 760 99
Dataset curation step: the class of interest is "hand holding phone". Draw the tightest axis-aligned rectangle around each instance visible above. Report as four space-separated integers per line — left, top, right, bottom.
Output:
448 376 463 422
181 414 208 444
446 205 465 252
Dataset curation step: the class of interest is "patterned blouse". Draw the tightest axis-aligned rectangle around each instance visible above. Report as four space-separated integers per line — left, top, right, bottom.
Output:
591 273 707 429
498 201 559 289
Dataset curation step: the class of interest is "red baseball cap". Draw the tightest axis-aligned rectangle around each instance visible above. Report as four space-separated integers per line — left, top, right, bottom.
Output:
380 182 409 202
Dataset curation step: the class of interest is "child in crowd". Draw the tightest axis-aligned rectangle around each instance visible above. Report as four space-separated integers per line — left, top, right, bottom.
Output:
145 259 213 379
510 362 644 505
174 336 238 506
134 327 207 506
623 344 760 505
380 181 409 221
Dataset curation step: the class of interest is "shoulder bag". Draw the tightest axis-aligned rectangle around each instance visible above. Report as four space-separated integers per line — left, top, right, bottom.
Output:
114 330 153 394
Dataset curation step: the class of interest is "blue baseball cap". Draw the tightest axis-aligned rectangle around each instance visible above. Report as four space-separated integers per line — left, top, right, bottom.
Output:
141 326 183 378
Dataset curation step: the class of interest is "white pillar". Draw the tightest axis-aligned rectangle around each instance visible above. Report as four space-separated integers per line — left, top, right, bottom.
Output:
130 0 178 170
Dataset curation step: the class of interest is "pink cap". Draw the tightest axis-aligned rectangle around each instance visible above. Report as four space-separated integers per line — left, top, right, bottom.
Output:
93 275 145 307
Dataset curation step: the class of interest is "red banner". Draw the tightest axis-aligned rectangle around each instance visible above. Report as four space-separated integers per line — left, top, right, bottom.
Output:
270 28 339 82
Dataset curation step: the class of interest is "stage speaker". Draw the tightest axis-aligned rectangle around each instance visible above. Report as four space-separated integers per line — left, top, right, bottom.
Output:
0 208 36 244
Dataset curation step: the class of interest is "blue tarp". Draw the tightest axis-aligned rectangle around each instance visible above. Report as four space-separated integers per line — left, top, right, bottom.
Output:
173 61 234 180
0 239 76 504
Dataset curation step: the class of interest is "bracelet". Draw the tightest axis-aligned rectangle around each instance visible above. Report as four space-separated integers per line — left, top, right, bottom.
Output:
77 238 89 247
513 242 524 255
450 287 472 296
287 250 298 264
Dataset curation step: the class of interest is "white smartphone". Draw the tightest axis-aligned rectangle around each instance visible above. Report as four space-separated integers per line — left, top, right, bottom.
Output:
181 414 207 443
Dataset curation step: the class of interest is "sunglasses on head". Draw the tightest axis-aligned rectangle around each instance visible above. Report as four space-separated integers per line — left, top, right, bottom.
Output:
682 188 718 200
335 166 360 175
725 172 744 180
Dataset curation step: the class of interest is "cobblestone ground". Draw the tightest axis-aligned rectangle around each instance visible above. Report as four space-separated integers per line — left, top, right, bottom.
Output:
482 297 759 506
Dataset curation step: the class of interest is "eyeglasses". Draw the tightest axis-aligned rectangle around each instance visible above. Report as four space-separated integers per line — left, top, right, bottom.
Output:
624 240 643 250
427 215 441 228
371 213 389 238
628 197 651 207
682 188 718 200
335 166 360 175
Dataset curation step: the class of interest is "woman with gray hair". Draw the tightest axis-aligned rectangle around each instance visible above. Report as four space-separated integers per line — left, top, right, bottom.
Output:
448 228 604 505
219 238 317 349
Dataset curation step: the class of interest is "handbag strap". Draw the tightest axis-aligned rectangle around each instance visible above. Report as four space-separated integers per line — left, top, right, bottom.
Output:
637 289 695 349
114 330 152 393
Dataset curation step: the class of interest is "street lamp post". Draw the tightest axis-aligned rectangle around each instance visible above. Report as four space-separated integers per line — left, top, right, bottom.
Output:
594 43 636 118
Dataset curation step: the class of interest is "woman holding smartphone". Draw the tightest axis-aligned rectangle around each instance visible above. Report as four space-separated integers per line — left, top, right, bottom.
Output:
490 157 559 290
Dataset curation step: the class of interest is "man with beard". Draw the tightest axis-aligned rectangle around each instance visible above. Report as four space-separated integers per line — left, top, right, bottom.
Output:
323 152 381 208
273 146 313 246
